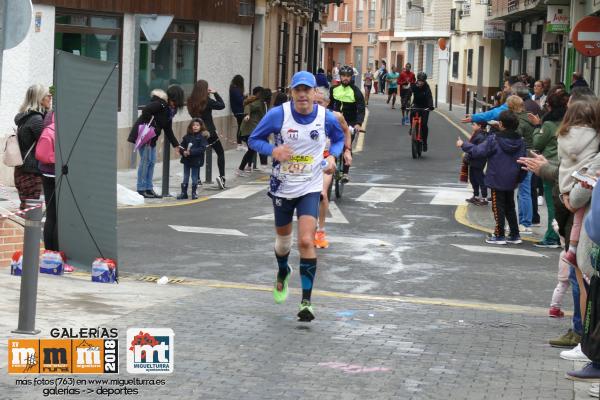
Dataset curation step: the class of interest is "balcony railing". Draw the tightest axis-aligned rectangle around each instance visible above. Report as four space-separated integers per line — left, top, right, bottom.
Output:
406 11 423 29
322 21 352 33
507 0 519 12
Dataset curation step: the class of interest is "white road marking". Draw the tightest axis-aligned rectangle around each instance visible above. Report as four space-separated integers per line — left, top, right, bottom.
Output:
210 185 266 199
356 187 405 203
169 225 247 237
428 190 469 206
346 182 471 192
250 202 349 224
328 201 349 223
451 244 546 258
327 236 392 247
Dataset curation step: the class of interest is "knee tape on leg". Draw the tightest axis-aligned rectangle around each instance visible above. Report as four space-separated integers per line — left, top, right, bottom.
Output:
275 233 293 256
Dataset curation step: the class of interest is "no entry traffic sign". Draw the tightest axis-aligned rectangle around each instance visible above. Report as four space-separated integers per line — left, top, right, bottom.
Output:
572 16 600 57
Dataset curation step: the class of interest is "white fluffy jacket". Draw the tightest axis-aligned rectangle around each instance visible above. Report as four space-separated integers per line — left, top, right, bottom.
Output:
557 126 600 194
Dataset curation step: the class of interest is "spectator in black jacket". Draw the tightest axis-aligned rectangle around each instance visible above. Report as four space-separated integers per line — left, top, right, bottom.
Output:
229 75 245 149
14 84 51 209
128 86 184 198
187 80 227 189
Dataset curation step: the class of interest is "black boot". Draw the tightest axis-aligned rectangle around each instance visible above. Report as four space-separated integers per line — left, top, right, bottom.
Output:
177 184 188 200
147 189 162 198
138 190 152 198
191 184 198 200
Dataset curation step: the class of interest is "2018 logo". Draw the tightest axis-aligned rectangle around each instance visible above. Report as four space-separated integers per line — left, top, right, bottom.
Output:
127 328 174 374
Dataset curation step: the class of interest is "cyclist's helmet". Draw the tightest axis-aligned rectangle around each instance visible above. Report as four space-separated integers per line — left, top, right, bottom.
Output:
417 72 428 82
339 65 354 76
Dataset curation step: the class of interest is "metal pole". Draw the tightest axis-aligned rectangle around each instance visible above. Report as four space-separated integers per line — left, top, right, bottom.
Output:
205 147 213 184
161 140 170 197
13 199 43 335
483 95 487 112
434 84 438 108
466 90 471 115
449 85 453 111
473 92 478 114
130 15 141 169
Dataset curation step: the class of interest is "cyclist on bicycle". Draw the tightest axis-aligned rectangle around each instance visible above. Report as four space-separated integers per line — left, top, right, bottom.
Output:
409 72 434 152
329 65 365 182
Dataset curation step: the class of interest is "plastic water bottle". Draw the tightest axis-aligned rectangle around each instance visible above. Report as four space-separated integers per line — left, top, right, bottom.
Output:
320 159 328 170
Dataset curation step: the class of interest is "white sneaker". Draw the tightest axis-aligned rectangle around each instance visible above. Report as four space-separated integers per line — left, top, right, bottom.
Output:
560 344 591 362
519 225 533 235
589 383 599 398
538 196 544 206
235 169 249 177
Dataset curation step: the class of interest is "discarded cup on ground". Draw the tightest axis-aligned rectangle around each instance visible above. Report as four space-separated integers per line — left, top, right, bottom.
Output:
157 276 169 285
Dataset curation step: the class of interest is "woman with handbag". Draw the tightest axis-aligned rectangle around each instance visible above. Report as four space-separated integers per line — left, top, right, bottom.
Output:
13 84 51 209
128 86 184 198
187 80 227 189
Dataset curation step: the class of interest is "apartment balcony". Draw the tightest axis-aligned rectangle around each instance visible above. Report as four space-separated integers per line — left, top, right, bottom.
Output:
488 0 557 21
271 0 315 15
406 10 423 30
322 20 352 33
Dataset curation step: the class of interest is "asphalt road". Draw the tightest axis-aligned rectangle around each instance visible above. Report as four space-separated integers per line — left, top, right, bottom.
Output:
118 95 562 309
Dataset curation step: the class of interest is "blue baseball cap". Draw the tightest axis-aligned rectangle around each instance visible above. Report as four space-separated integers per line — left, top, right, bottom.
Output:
291 71 317 89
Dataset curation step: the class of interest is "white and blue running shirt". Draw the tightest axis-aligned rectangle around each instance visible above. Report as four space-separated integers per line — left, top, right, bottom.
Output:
249 101 345 198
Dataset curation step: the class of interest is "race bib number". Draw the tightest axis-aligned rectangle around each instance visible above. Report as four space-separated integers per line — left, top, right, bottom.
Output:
281 155 314 182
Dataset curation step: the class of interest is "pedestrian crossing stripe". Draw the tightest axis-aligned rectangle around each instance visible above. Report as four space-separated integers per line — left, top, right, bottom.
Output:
250 200 349 224
169 225 248 236
451 244 546 258
356 187 405 203
210 185 266 199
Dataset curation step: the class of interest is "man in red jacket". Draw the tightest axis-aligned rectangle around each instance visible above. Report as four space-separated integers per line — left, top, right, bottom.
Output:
398 63 416 125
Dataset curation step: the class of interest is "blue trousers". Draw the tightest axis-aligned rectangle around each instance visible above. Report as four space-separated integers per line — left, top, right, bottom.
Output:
569 265 583 335
518 171 532 227
137 144 156 191
182 164 200 187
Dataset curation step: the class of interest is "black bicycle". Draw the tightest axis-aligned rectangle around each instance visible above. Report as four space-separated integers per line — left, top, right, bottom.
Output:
407 107 430 159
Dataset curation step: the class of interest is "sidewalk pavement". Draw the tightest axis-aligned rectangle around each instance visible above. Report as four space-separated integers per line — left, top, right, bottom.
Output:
0 271 583 400
117 145 270 206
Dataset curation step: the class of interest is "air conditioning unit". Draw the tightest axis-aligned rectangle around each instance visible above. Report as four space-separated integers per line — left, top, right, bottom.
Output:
544 42 560 57
368 33 378 44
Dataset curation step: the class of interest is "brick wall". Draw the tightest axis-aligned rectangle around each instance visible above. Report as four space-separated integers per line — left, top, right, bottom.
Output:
0 218 24 268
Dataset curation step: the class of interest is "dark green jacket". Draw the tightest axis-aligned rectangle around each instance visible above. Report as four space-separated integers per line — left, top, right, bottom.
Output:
240 98 266 137
516 111 535 149
533 120 558 161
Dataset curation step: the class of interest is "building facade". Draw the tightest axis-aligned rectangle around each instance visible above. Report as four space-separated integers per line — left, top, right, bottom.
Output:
0 0 255 185
448 0 504 105
488 0 567 88
392 0 452 102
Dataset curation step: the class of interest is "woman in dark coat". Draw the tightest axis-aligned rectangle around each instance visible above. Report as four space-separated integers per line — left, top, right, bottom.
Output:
229 75 245 149
128 86 184 198
187 80 227 189
14 84 51 209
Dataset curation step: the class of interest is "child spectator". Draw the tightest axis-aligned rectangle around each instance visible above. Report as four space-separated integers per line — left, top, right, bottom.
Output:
557 100 600 267
457 110 527 245
549 252 570 318
177 118 209 200
464 122 488 206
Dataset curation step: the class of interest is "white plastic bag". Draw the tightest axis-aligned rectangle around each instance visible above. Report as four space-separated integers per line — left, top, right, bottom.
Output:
117 184 144 206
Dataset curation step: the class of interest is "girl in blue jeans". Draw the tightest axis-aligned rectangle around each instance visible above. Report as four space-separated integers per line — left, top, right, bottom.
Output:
177 118 209 200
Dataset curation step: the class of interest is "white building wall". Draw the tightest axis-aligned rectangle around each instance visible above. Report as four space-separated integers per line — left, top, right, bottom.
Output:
0 4 55 185
197 21 252 119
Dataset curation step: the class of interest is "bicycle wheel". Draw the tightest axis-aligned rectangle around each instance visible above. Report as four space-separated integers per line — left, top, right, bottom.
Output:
335 176 344 199
416 140 422 158
411 131 418 159
327 175 333 201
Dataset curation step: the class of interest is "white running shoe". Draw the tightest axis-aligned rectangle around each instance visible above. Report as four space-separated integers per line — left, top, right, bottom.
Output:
560 344 591 362
519 225 533 235
235 169 249 177
538 196 544 206
589 383 599 398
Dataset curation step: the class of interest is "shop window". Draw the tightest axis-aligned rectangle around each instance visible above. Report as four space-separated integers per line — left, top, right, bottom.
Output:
138 21 198 106
55 11 122 105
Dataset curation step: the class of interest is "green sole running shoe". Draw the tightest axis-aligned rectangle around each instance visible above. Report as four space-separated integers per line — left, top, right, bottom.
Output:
273 266 292 304
297 300 315 322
